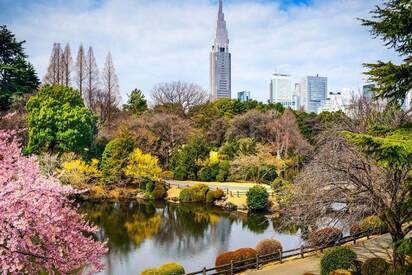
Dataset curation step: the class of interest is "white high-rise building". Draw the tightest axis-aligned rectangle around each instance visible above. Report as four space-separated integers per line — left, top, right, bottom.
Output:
210 0 231 100
318 88 354 113
269 73 299 110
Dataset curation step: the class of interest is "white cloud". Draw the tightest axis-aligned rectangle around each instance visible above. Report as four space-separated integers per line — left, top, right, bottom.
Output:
2 0 400 102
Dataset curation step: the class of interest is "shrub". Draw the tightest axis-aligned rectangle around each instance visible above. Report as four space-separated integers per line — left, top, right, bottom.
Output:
360 216 387 234
59 159 102 187
387 265 412 275
320 247 357 275
140 268 158 275
145 181 155 192
361 258 389 275
206 189 225 203
216 160 230 182
101 136 135 182
215 248 257 271
199 163 219 181
158 262 185 275
246 185 269 210
256 239 283 256
190 184 209 201
330 269 352 275
152 182 167 200
179 188 193 202
349 224 361 236
140 262 185 275
124 148 162 185
308 227 343 247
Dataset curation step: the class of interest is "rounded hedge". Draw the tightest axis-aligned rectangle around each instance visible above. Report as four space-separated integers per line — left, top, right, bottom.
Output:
361 258 389 275
360 216 387 234
256 239 283 256
206 189 225 203
140 262 185 275
308 227 343 247
179 188 193 202
215 248 257 271
158 262 185 275
246 185 269 211
320 247 357 275
330 269 352 275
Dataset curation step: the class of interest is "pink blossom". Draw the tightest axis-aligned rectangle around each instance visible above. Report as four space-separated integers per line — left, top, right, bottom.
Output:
0 129 107 274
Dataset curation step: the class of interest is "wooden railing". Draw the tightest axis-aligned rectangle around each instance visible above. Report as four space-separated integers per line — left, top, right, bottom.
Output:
165 182 275 198
185 230 376 275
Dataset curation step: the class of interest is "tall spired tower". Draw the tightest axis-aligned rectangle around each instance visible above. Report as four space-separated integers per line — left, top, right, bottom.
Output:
210 0 231 100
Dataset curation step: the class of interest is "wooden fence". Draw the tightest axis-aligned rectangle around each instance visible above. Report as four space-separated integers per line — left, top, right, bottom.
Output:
184 230 376 275
165 182 275 198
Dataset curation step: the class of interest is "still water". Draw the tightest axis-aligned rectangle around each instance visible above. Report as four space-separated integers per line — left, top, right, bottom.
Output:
79 201 303 275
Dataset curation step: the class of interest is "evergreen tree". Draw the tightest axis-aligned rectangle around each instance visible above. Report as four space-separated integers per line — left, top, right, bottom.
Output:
362 0 412 107
0 25 39 110
123 88 147 115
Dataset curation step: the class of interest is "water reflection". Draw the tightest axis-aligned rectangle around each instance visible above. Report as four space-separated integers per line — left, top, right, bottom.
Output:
79 201 302 274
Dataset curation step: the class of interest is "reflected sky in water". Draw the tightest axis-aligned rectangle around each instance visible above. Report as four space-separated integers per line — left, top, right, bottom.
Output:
80 201 302 274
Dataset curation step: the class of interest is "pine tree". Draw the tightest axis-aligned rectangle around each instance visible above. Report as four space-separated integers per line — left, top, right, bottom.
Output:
123 88 147 115
0 25 39 110
98 52 120 123
75 44 87 97
84 46 99 111
361 0 412 108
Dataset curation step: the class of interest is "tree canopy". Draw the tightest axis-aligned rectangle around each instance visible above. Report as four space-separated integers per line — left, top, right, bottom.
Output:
25 85 96 154
0 25 39 110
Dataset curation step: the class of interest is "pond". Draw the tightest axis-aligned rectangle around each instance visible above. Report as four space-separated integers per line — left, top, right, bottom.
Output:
79 201 303 275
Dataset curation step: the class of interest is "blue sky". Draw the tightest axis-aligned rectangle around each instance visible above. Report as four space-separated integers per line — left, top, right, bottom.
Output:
0 0 399 103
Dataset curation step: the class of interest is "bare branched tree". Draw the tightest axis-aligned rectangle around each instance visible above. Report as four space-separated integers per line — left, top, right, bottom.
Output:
43 43 63 85
61 43 72 86
97 52 120 124
84 46 99 111
75 44 87 97
283 126 411 266
151 81 209 112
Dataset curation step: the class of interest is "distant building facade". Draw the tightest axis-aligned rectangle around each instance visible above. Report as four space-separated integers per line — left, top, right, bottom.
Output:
269 73 299 110
238 91 251 101
306 75 327 113
318 88 354 113
210 0 231 100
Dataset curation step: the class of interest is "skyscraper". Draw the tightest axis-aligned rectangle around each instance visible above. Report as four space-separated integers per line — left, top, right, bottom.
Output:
238 91 251 101
269 73 299 110
306 75 327 113
210 0 231 100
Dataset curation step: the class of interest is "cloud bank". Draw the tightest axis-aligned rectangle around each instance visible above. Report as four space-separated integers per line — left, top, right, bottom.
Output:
0 0 400 102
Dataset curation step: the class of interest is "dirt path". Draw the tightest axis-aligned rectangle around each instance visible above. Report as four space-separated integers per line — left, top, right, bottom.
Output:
243 233 393 275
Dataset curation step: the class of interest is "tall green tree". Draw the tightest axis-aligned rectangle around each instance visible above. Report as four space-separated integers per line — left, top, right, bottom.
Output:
25 85 96 154
123 89 148 115
0 25 39 110
361 0 412 106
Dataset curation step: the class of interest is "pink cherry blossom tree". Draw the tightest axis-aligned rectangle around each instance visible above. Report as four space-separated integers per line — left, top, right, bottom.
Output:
0 115 107 274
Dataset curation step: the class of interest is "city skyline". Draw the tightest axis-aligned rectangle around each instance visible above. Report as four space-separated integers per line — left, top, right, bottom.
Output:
0 0 401 103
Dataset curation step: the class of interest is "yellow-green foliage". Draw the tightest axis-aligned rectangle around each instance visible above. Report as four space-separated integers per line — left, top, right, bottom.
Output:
179 184 210 202
124 148 162 184
360 215 387 233
59 159 101 187
330 269 352 275
140 262 185 275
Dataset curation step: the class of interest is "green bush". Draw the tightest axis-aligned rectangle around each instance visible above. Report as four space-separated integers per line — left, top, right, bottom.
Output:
145 181 155 192
361 258 389 275
246 185 269 210
179 188 193 202
140 262 185 275
191 184 209 201
25 85 96 155
152 182 167 200
387 265 412 275
158 262 185 275
199 163 219 181
360 216 387 234
100 136 135 182
216 160 230 181
320 247 357 275
206 189 225 203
